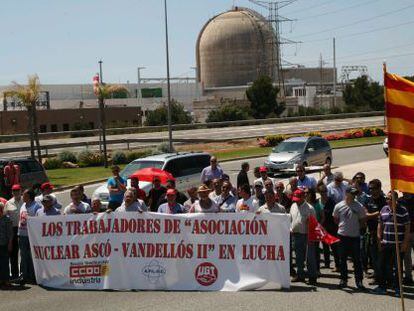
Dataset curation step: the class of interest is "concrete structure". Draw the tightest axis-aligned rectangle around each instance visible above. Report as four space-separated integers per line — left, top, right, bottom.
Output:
196 7 277 89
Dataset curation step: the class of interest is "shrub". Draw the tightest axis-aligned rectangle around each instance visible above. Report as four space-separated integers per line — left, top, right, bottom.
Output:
43 157 62 170
206 104 251 123
362 128 373 137
264 134 287 147
77 150 104 167
157 142 175 153
305 131 322 137
112 151 127 165
126 149 153 162
58 150 77 163
257 138 270 147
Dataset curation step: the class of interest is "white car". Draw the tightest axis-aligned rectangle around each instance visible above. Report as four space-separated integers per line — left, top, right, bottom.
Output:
383 137 388 156
92 152 211 208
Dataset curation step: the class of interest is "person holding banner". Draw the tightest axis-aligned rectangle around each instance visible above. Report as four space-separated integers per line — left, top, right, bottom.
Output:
290 188 317 285
236 184 259 213
373 191 410 297
63 188 91 215
190 185 220 213
157 189 184 214
36 195 61 216
333 186 366 290
217 181 237 213
18 189 42 285
116 189 147 213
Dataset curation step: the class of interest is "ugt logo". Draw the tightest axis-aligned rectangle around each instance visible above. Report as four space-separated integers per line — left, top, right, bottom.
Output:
195 262 218 286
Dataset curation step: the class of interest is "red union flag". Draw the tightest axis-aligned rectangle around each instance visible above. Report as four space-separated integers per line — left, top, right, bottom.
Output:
308 215 339 245
93 73 100 96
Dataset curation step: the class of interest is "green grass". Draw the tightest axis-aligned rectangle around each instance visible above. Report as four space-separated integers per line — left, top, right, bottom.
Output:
48 136 385 188
48 165 125 188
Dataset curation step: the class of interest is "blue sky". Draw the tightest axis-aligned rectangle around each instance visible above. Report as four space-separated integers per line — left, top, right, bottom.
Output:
1 0 413 85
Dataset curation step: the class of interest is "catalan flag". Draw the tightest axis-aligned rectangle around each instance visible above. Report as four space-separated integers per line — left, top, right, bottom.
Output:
385 71 414 193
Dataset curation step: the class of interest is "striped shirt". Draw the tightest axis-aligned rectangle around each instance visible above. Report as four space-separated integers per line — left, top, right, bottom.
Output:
379 204 410 244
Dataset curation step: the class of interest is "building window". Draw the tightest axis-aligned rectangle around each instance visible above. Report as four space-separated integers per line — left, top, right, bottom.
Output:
62 124 69 131
51 124 58 132
39 125 47 133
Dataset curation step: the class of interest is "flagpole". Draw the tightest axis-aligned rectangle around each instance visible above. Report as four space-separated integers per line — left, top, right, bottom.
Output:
384 62 405 311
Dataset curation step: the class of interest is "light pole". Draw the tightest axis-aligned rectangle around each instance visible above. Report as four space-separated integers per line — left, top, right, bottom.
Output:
164 0 173 152
137 66 146 106
98 59 108 168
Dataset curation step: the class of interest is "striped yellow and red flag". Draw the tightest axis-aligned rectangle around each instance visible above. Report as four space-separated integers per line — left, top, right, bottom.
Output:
385 71 414 193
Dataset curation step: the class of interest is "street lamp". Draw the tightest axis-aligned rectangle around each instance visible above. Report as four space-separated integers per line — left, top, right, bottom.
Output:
137 66 146 106
98 59 108 168
164 0 173 152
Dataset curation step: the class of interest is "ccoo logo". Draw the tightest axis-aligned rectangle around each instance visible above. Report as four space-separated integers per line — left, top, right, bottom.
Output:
195 262 218 286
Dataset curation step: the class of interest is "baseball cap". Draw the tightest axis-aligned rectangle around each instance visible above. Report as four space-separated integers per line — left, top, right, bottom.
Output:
254 180 263 187
166 188 177 196
11 184 21 191
40 182 54 190
259 166 267 173
41 194 55 203
292 189 305 202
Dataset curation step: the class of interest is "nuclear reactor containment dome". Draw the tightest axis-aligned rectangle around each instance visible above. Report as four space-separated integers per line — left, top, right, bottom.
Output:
196 7 277 89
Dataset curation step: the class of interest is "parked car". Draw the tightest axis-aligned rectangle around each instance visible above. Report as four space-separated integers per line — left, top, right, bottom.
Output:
92 152 211 208
383 137 388 156
264 136 332 172
0 157 49 192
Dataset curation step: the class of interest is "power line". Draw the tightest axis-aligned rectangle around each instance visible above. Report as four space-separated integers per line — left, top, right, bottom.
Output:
298 0 379 21
293 3 414 39
284 0 332 15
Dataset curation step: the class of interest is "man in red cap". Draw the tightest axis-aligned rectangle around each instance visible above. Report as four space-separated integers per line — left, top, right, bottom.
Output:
254 166 275 189
289 188 317 285
35 182 62 210
4 184 23 279
157 189 183 214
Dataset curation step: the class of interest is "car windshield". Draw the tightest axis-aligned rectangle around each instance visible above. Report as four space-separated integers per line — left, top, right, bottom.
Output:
272 141 306 153
120 161 164 179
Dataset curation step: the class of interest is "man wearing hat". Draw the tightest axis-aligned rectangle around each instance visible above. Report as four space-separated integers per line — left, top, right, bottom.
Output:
35 182 62 210
4 184 23 279
254 166 275 188
36 195 61 216
333 186 367 289
289 188 317 285
157 189 184 214
253 180 265 206
190 185 219 213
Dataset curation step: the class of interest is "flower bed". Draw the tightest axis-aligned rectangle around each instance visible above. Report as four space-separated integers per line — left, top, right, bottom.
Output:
260 127 385 147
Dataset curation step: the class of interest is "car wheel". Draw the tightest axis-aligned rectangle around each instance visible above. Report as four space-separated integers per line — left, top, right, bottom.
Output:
325 157 332 165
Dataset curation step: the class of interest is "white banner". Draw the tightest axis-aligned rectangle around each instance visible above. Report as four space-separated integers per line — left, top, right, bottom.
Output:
28 212 290 291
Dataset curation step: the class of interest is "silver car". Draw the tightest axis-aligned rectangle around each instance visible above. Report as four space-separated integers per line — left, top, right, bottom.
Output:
92 152 211 208
264 136 332 172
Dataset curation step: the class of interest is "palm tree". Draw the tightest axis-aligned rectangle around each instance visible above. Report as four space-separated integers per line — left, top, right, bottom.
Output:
5 75 42 161
95 84 129 167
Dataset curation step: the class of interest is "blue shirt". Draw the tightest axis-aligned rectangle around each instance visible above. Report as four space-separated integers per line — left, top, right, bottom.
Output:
36 207 61 217
107 176 127 203
380 204 410 245
200 166 224 183
157 203 183 214
297 175 317 190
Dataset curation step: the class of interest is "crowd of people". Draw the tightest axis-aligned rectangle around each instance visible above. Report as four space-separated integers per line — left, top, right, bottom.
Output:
0 157 413 297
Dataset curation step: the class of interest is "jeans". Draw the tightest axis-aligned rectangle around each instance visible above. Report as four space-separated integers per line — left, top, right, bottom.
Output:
0 245 10 281
379 244 404 290
293 233 317 279
19 236 35 281
403 233 414 280
323 242 340 268
338 235 363 283
9 227 19 278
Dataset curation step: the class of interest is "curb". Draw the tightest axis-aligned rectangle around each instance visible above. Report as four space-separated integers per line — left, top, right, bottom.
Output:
54 141 383 192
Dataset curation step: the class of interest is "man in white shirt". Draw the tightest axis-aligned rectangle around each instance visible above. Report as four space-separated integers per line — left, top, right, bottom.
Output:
208 178 223 205
236 184 259 213
289 188 317 285
258 189 286 214
327 172 349 204
63 188 91 215
116 189 147 213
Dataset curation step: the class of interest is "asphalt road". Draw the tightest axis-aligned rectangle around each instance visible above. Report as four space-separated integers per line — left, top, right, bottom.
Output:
3 116 384 157
4 144 411 311
54 144 385 212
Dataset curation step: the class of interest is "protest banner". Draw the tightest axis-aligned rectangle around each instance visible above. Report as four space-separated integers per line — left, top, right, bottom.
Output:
28 212 290 291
